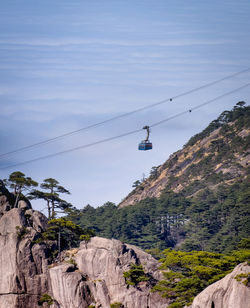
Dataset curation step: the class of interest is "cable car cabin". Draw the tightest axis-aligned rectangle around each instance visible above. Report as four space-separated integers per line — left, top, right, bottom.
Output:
138 141 152 151
138 126 152 150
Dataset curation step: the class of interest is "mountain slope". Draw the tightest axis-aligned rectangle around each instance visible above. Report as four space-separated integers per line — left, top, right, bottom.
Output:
119 103 250 207
68 103 250 253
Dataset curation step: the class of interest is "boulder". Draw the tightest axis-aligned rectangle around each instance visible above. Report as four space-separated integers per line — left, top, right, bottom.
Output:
189 262 250 308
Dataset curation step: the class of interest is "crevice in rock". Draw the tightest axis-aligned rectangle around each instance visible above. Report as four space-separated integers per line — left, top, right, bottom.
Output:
0 292 40 296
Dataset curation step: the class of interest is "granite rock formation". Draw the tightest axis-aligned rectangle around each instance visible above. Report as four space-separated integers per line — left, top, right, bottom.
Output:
49 237 168 308
1 183 249 308
188 262 250 308
0 185 168 308
0 190 50 308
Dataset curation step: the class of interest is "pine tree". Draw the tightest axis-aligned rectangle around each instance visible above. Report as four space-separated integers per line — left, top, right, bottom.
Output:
4 171 38 207
29 178 71 219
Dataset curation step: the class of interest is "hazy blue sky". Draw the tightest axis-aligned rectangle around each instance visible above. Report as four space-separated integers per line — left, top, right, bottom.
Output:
0 0 250 213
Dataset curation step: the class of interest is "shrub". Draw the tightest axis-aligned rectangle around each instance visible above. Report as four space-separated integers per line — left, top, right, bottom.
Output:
110 302 123 308
235 273 250 286
38 293 53 306
67 257 77 266
16 226 29 240
123 264 149 286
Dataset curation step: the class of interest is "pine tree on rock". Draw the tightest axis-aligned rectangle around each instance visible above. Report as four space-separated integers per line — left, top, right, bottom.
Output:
4 171 38 207
29 178 72 219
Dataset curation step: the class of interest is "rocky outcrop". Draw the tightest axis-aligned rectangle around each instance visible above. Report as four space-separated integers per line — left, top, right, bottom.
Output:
0 186 50 308
0 185 169 308
0 207 50 307
189 262 250 308
0 180 14 217
1 183 249 308
49 237 169 308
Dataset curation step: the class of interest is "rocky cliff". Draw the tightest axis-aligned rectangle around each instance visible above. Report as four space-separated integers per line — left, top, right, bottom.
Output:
0 185 169 308
0 193 50 308
119 105 250 207
189 262 250 308
1 184 249 308
49 237 169 308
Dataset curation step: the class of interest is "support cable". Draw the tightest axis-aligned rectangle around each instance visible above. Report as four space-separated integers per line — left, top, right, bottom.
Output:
0 67 249 160
1 82 249 170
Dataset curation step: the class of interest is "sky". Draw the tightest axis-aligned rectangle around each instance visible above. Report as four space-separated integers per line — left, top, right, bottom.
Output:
0 0 250 214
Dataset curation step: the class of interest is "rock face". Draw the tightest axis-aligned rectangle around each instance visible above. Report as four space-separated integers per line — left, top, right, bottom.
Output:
0 185 169 308
189 262 250 308
0 198 50 308
49 237 169 308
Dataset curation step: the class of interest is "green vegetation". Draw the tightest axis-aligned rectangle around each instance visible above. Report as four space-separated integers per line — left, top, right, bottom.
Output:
38 293 53 306
67 257 77 266
110 302 123 308
3 174 73 220
35 217 95 254
235 273 250 286
16 226 29 240
80 231 95 248
123 264 149 286
185 101 248 147
180 179 250 253
152 248 250 307
238 238 250 249
132 180 141 188
66 178 249 253
29 178 72 219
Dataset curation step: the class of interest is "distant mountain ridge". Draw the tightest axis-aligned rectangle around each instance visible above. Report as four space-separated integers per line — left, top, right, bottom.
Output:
119 103 250 208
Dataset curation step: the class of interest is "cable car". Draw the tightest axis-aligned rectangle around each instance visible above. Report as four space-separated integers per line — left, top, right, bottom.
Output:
138 126 153 150
138 141 152 150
